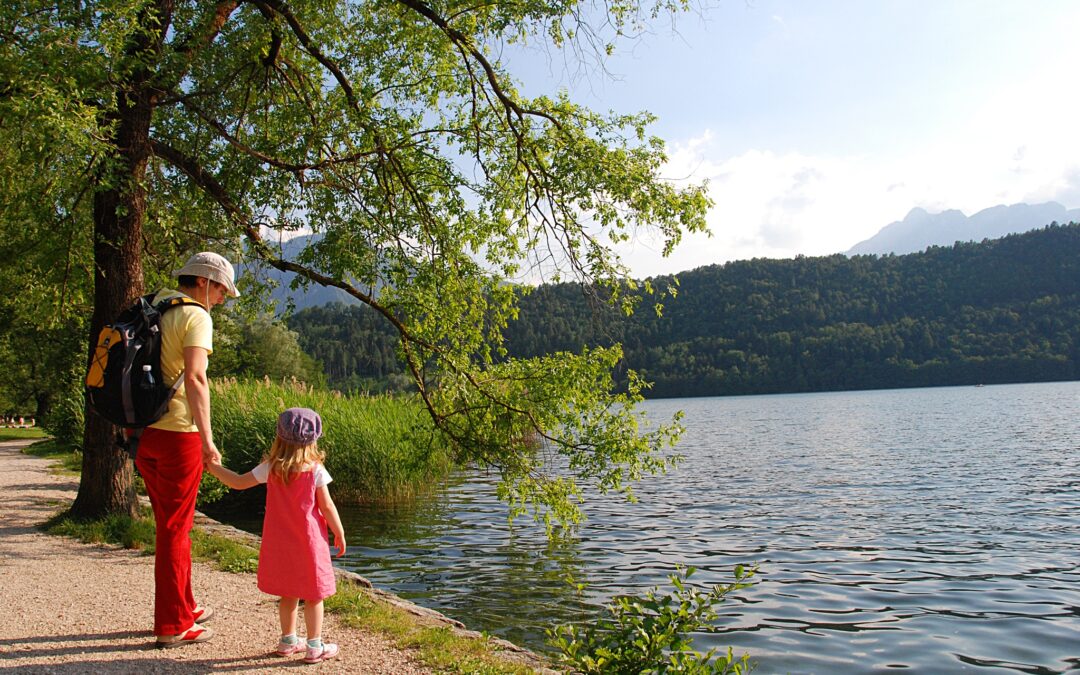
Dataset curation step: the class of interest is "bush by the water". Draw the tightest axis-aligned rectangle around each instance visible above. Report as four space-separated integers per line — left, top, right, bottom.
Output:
208 378 453 503
547 565 756 674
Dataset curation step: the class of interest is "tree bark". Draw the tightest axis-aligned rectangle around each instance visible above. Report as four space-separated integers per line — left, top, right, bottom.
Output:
33 391 52 424
70 12 163 518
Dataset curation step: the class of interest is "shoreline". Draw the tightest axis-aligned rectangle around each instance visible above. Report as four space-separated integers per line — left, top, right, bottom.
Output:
0 438 551 673
191 497 548 669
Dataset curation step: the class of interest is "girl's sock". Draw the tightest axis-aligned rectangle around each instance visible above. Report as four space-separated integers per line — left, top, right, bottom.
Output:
307 637 323 649
280 634 298 645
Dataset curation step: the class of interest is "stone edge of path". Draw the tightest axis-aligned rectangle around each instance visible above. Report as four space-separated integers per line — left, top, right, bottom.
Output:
21 437 556 673
193 512 556 672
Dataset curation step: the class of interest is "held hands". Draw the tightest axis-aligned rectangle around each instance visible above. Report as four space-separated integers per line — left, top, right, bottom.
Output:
205 460 225 482
202 440 222 467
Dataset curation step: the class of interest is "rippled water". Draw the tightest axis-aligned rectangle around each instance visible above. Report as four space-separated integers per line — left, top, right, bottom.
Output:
238 382 1080 673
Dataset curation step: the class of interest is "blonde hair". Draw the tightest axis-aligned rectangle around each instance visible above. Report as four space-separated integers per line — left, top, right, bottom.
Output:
264 435 325 484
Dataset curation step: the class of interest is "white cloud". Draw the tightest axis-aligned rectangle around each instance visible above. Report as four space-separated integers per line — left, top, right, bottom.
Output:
609 3 1080 279
619 22 1080 279
620 138 913 277
623 122 1080 279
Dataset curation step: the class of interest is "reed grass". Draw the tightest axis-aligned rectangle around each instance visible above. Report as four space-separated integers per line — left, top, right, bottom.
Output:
211 378 454 503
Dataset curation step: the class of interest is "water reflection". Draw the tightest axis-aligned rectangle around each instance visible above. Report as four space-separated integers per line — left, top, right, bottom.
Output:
215 382 1080 674
337 473 598 648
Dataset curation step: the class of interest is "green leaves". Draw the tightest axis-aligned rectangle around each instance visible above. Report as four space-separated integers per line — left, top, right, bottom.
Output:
547 565 758 674
432 344 684 528
5 0 711 527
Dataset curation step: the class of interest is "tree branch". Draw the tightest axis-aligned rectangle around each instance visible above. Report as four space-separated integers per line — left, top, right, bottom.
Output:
179 100 381 171
159 2 243 92
246 0 366 117
393 0 562 131
149 135 447 421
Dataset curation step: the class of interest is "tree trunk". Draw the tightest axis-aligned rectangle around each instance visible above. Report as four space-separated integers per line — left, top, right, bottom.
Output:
33 391 51 423
70 48 160 520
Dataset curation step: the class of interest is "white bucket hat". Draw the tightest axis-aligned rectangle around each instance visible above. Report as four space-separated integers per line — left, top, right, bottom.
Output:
173 251 240 297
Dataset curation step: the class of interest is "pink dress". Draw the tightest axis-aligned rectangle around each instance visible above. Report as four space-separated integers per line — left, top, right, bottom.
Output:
257 466 337 600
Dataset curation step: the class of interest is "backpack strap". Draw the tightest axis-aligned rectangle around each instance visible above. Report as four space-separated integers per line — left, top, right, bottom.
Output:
150 293 209 391
122 427 144 460
142 377 188 432
123 293 209 460
152 293 209 314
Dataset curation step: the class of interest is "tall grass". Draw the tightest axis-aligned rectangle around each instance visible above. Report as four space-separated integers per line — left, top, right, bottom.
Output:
211 377 454 503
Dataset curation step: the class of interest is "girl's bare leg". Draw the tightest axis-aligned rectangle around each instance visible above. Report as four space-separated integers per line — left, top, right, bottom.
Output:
278 597 300 637
302 599 324 640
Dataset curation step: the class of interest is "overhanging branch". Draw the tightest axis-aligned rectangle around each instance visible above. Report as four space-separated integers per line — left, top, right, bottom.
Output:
148 135 451 417
158 1 243 93
393 0 562 131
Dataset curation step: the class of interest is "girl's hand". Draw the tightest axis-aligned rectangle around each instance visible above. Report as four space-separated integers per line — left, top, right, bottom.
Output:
333 536 347 558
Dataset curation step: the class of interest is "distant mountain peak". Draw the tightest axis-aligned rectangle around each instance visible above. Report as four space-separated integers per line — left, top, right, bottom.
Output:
848 201 1080 256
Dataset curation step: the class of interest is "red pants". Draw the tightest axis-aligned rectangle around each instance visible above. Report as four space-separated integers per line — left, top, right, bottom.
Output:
135 427 203 635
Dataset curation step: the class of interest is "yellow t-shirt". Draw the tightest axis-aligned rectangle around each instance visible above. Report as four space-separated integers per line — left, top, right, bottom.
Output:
149 289 213 433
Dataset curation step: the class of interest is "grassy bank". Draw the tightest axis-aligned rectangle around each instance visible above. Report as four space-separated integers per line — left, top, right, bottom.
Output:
21 436 82 474
326 584 538 674
211 378 454 503
43 510 538 673
44 508 261 573
29 439 540 674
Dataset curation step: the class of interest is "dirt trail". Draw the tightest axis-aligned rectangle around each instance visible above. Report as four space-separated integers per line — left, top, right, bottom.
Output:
0 438 434 673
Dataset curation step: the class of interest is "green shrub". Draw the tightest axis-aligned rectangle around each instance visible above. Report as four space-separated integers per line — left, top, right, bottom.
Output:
209 378 453 503
44 509 156 550
547 566 756 674
44 384 85 447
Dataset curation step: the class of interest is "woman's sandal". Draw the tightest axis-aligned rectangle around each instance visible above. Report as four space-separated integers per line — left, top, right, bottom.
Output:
156 624 214 649
192 606 215 623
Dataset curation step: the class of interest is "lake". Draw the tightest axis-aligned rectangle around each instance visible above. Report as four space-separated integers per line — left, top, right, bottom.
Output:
279 382 1080 673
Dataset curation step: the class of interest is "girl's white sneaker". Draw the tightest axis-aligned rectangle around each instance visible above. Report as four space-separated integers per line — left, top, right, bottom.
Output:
303 642 339 664
274 639 303 656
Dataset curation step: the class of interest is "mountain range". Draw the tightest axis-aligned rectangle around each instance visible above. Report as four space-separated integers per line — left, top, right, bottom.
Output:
242 234 363 312
847 201 1080 256
255 201 1080 313
289 222 1080 397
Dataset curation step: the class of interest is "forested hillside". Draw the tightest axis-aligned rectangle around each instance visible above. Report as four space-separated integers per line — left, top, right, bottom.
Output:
285 303 407 392
290 223 1080 397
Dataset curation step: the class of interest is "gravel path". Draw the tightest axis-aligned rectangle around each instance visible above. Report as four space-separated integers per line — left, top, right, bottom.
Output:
0 438 434 673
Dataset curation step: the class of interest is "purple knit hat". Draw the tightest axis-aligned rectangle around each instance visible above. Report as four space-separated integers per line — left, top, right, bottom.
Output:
277 407 322 444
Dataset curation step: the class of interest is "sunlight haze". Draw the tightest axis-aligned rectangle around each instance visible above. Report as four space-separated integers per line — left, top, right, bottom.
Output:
508 0 1080 278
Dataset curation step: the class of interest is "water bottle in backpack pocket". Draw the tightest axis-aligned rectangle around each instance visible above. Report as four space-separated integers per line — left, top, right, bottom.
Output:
85 293 205 455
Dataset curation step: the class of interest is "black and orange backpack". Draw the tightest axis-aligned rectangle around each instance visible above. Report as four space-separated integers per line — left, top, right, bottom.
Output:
85 293 205 455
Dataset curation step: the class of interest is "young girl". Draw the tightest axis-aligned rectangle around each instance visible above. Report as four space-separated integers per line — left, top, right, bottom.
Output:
207 407 346 664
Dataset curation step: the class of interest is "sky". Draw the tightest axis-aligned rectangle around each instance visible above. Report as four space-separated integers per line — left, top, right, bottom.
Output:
506 0 1080 278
